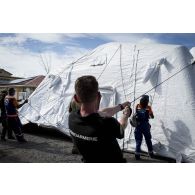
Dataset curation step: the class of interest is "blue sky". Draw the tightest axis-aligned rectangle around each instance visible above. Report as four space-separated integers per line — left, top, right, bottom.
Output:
0 33 195 77
1 33 195 54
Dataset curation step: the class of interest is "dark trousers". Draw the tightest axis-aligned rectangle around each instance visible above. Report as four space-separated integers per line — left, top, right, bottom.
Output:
1 117 13 138
7 117 24 140
134 123 153 155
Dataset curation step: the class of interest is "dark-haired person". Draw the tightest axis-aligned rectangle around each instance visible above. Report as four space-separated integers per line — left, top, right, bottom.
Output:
4 88 28 143
68 97 80 154
134 95 154 160
68 75 132 163
0 90 10 141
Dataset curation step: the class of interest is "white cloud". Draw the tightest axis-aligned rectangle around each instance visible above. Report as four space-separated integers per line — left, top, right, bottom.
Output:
91 33 158 44
0 33 159 52
17 33 66 44
0 33 88 46
0 33 158 47
0 34 90 78
0 44 89 78
0 45 44 77
0 33 158 78
0 36 26 45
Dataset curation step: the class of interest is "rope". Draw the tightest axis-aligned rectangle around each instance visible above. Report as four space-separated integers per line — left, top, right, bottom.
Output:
119 44 127 100
30 103 56 125
71 46 106 65
127 49 140 145
133 50 139 105
31 47 100 98
18 46 121 135
97 45 120 80
130 62 194 104
18 48 194 155
122 45 137 150
19 47 101 123
20 102 57 128
129 45 137 90
23 55 194 129
126 61 194 149
150 65 161 106
126 45 137 147
119 44 127 151
24 45 135 130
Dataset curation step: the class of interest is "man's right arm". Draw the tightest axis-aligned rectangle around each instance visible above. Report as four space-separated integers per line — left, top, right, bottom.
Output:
99 101 131 117
118 106 132 136
107 106 132 139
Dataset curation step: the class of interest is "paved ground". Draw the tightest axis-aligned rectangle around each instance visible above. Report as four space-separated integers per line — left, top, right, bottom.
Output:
0 124 175 163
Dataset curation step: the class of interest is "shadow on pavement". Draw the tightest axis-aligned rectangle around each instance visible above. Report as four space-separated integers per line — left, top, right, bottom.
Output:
23 123 71 141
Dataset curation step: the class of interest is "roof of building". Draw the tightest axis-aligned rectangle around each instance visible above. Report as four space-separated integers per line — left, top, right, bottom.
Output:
0 68 12 76
0 75 45 87
8 77 34 84
24 75 45 86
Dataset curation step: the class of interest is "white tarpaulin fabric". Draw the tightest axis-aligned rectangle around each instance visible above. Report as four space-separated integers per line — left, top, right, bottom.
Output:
19 42 195 162
190 47 195 59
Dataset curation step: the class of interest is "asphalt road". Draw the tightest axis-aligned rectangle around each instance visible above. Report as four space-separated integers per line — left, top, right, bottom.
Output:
0 124 175 163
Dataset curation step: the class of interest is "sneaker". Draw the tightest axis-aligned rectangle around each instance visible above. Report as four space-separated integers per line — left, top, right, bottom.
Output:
135 154 141 160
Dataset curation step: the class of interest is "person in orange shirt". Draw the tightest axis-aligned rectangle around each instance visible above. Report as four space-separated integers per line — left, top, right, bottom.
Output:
134 95 154 160
4 88 28 143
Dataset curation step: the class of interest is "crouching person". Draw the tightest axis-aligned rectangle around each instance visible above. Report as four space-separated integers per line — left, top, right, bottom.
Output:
69 97 80 154
68 75 132 163
4 88 27 143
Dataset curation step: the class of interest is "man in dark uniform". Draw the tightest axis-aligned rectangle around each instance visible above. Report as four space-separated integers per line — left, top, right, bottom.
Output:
4 88 28 143
69 75 132 163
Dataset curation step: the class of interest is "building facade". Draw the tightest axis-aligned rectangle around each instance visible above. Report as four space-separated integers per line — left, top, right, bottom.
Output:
0 69 45 100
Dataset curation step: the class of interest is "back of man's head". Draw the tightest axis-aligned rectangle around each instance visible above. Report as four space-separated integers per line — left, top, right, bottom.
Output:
75 76 98 103
8 88 15 96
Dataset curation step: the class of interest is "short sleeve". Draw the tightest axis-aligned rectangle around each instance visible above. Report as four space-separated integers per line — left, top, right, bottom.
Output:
103 117 123 139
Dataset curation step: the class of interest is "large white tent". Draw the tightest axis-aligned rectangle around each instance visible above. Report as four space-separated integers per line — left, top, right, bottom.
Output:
190 47 195 58
19 42 195 162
